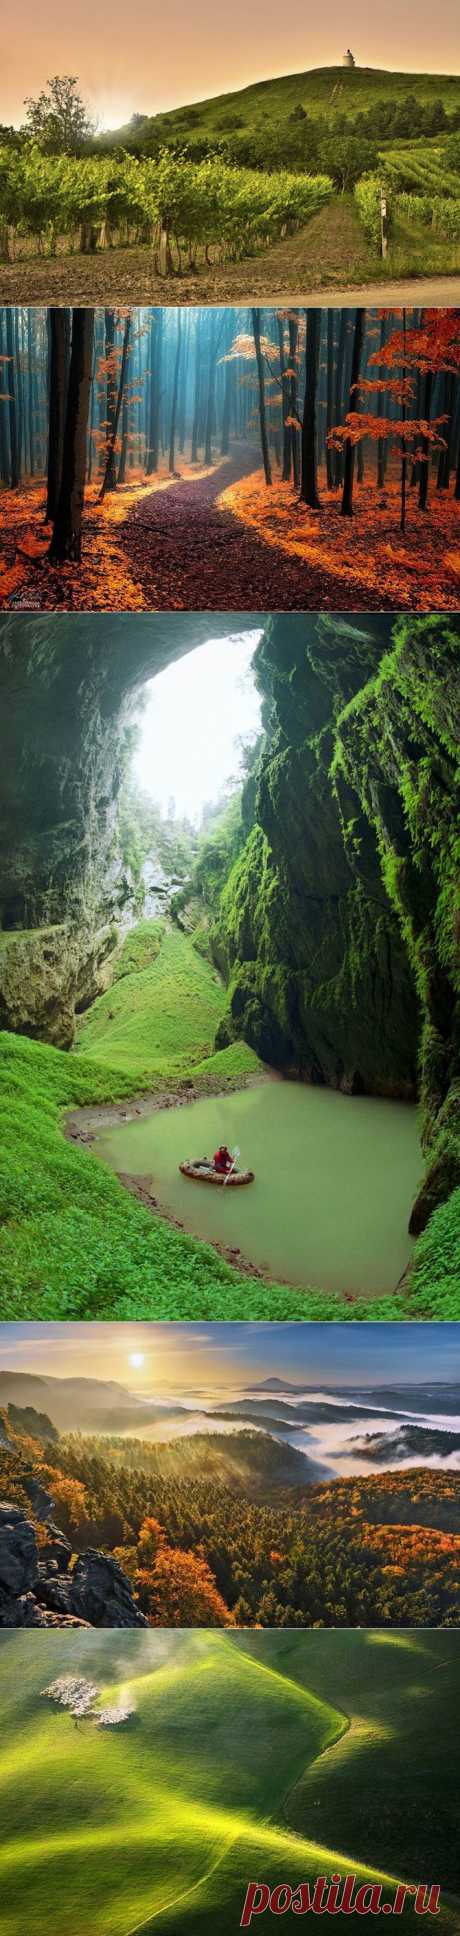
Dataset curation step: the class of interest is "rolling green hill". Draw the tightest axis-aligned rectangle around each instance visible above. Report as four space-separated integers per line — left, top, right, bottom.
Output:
0 1632 458 1935
109 64 460 145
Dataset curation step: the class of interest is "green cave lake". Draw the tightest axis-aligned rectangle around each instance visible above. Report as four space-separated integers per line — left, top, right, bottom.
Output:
94 1078 422 1296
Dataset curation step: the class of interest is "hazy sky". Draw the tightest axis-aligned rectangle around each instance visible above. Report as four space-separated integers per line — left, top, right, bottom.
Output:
1 1323 458 1390
133 634 262 823
2 7 459 129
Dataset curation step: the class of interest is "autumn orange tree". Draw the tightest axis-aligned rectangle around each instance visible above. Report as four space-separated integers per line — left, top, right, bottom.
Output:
329 308 460 530
114 1515 231 1627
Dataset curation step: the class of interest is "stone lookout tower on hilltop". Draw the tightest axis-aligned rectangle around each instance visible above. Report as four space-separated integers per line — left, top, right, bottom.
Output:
342 49 355 67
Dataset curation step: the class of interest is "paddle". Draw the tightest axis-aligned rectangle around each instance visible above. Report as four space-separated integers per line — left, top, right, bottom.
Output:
224 1143 240 1186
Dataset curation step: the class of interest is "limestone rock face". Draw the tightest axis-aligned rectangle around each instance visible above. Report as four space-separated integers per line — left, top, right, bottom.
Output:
0 925 116 1047
0 1502 146 1629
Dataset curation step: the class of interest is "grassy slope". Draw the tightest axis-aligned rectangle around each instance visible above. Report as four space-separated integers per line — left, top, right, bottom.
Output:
127 65 460 137
76 924 227 1081
0 919 457 1320
0 1632 457 1936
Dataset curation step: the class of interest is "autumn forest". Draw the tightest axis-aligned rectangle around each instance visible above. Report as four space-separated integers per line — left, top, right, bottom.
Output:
3 1393 460 1631
1 303 460 610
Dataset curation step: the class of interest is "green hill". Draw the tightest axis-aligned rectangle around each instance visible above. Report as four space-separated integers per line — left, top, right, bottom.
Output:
76 923 227 1081
109 63 460 145
0 1632 458 1935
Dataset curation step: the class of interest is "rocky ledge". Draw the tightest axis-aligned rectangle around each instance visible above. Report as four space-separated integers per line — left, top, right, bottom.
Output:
0 1502 147 1628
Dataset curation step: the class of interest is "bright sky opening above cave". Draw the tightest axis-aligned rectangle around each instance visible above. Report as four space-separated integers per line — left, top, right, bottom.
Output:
3 9 460 128
132 633 262 825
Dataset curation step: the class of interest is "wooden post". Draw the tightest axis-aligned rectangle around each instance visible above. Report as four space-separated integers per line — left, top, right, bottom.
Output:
380 189 388 259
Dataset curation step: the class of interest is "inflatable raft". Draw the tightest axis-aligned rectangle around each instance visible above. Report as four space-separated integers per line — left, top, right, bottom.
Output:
179 1160 255 1186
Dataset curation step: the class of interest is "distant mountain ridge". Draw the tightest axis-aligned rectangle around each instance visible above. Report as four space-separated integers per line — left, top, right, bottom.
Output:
0 1370 184 1433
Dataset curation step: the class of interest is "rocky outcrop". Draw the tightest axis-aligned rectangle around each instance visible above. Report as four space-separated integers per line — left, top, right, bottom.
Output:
0 1503 147 1629
0 923 117 1048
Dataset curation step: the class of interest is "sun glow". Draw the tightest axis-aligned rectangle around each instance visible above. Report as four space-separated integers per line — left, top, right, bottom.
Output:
95 100 134 132
129 1353 145 1369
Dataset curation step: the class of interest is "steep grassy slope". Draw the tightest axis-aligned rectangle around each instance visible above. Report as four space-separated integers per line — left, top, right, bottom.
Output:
0 1631 457 1936
76 925 228 1081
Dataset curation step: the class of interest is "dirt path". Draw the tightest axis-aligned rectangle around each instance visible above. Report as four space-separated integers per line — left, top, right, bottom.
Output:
118 449 397 609
1 195 459 305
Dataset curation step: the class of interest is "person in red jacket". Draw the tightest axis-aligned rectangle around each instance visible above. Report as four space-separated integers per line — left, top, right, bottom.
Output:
214 1143 233 1174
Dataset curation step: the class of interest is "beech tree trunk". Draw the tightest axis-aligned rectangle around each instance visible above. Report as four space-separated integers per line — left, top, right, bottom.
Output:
300 309 321 507
288 318 300 490
49 309 94 562
46 309 71 521
377 315 386 489
0 314 9 482
5 306 19 488
118 383 129 484
221 359 233 457
333 311 347 488
99 316 131 500
146 309 162 475
341 307 365 517
419 368 433 511
191 320 201 463
278 317 291 481
168 310 182 473
103 310 118 490
252 307 272 486
326 310 334 491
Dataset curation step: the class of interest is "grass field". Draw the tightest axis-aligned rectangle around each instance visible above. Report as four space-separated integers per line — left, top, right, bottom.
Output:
0 1630 458 1935
0 919 457 1321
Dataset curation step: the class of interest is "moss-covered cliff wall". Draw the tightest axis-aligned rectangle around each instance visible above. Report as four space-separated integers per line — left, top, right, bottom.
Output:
212 614 421 1094
190 613 458 1231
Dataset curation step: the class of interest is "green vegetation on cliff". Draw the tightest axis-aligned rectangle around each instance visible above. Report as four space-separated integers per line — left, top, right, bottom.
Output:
185 614 458 1292
332 615 460 1231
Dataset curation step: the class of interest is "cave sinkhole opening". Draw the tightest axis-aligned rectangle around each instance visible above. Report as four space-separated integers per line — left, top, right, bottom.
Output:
130 629 263 826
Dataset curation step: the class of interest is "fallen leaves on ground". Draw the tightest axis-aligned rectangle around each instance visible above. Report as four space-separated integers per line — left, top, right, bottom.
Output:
1 453 460 613
0 463 216 612
220 468 460 609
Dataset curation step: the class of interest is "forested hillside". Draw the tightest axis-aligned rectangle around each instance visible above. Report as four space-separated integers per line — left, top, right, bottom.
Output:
2 1404 460 1629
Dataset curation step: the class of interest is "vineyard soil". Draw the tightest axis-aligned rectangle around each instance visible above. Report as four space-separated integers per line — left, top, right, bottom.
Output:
1 202 460 306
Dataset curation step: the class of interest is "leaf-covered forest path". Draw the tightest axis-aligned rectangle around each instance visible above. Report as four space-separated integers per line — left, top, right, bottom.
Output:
118 449 397 610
